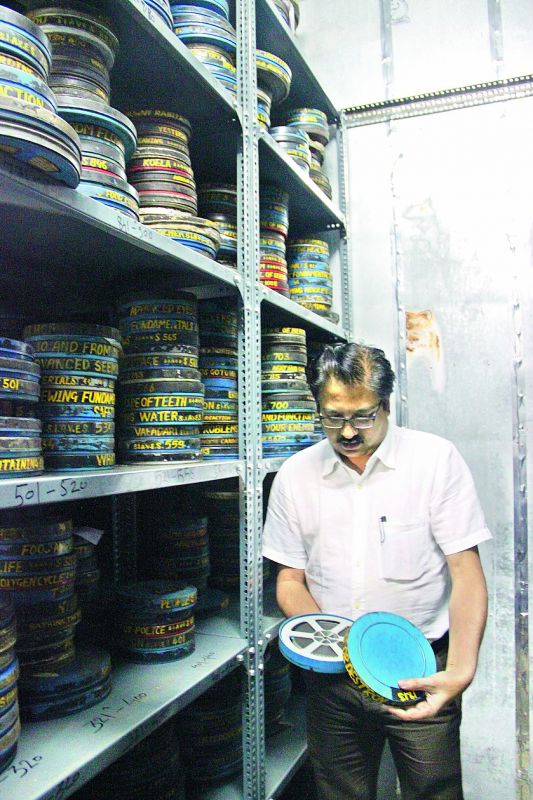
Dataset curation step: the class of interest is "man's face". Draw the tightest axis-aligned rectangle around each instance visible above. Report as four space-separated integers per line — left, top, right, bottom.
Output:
318 378 390 466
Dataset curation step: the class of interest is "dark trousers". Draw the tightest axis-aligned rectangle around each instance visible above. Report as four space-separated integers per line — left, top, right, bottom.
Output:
304 648 463 800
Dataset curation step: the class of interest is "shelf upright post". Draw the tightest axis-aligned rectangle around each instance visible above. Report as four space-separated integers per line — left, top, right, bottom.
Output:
111 493 138 584
338 111 353 338
236 1 266 799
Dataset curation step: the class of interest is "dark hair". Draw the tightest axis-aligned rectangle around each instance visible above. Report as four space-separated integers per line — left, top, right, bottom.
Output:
309 342 395 405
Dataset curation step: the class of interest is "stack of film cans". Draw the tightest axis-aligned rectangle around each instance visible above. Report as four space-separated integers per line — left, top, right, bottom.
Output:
28 4 140 216
273 0 300 32
23 322 120 472
287 238 334 319
261 327 320 457
0 595 19 774
269 125 311 174
0 337 43 479
117 291 204 464
198 184 238 268
126 110 197 216
256 48 291 123
286 107 332 199
171 1 236 99
146 515 210 595
199 301 238 460
0 509 112 721
177 669 243 791
112 580 197 663
125 109 220 260
260 186 290 296
73 719 186 800
0 5 81 187
145 0 173 29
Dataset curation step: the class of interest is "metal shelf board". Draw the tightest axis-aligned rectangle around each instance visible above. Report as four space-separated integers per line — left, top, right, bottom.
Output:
1 629 247 800
261 286 349 341
200 693 307 800
260 133 345 235
261 456 289 475
255 0 337 121
0 156 242 310
0 460 243 511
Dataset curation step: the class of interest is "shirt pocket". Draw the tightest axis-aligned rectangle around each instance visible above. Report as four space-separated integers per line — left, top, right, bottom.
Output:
379 519 431 581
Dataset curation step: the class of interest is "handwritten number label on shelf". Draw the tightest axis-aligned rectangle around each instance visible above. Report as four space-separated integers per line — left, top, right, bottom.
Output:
14 477 90 507
154 467 194 487
83 693 148 733
115 213 154 242
191 651 217 669
0 755 43 784
14 482 41 507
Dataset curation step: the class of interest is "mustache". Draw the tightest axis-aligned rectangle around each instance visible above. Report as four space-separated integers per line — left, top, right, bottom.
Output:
338 435 363 445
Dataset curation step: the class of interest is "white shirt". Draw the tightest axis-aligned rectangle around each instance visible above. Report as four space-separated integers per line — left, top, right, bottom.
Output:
263 423 491 640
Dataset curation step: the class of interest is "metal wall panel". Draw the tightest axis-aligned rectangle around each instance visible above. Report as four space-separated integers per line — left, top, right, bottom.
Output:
298 0 533 107
345 94 533 799
296 0 383 108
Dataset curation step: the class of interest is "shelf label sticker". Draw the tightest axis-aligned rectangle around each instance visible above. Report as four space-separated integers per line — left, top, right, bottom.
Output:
74 526 105 545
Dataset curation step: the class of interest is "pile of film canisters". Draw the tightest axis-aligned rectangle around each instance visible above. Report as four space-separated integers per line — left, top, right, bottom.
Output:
74 532 100 606
126 108 221 260
146 514 210 594
203 491 270 592
0 5 81 187
261 327 321 457
116 290 204 464
287 237 334 320
256 47 291 131
177 669 243 792
28 3 140 218
198 183 237 268
0 337 43 479
260 186 290 296
0 595 19 774
273 0 300 32
307 339 327 439
71 719 186 800
199 300 238 461
111 580 197 663
0 509 112 722
171 0 237 98
285 107 332 199
23 322 120 472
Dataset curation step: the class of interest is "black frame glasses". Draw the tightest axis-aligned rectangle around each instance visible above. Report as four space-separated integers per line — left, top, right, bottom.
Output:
319 403 382 430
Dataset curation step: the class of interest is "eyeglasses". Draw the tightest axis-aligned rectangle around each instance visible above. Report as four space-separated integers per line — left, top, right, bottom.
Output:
319 403 382 430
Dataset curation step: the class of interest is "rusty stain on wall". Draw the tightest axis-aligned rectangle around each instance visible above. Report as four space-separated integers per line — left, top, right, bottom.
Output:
406 309 445 392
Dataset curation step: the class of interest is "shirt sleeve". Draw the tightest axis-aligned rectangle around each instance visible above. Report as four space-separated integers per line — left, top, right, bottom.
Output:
262 465 308 568
430 442 492 555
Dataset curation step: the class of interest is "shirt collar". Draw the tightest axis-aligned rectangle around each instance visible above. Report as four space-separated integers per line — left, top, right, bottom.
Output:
321 421 399 477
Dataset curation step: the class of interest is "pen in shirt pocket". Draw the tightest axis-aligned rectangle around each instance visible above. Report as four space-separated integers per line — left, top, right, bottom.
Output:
379 516 387 543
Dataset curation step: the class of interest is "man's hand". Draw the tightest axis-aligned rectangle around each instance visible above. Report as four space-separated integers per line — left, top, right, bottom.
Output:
385 669 468 720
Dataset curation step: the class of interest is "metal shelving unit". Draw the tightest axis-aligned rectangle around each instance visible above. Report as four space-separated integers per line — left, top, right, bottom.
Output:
0 1 350 799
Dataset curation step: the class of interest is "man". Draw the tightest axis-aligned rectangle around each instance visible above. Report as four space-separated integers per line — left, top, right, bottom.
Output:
263 343 490 800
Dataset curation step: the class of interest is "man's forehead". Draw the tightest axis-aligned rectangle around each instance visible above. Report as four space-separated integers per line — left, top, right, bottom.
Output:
319 378 378 407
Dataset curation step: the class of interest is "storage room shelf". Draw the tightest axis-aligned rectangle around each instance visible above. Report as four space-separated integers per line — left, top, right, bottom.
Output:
0 157 242 310
259 133 345 235
3 620 246 800
200 693 307 800
261 286 348 340
255 0 337 121
0 460 243 511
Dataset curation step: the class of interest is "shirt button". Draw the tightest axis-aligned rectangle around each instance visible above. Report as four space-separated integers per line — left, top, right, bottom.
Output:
357 484 364 490
354 601 361 609
355 560 361 568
